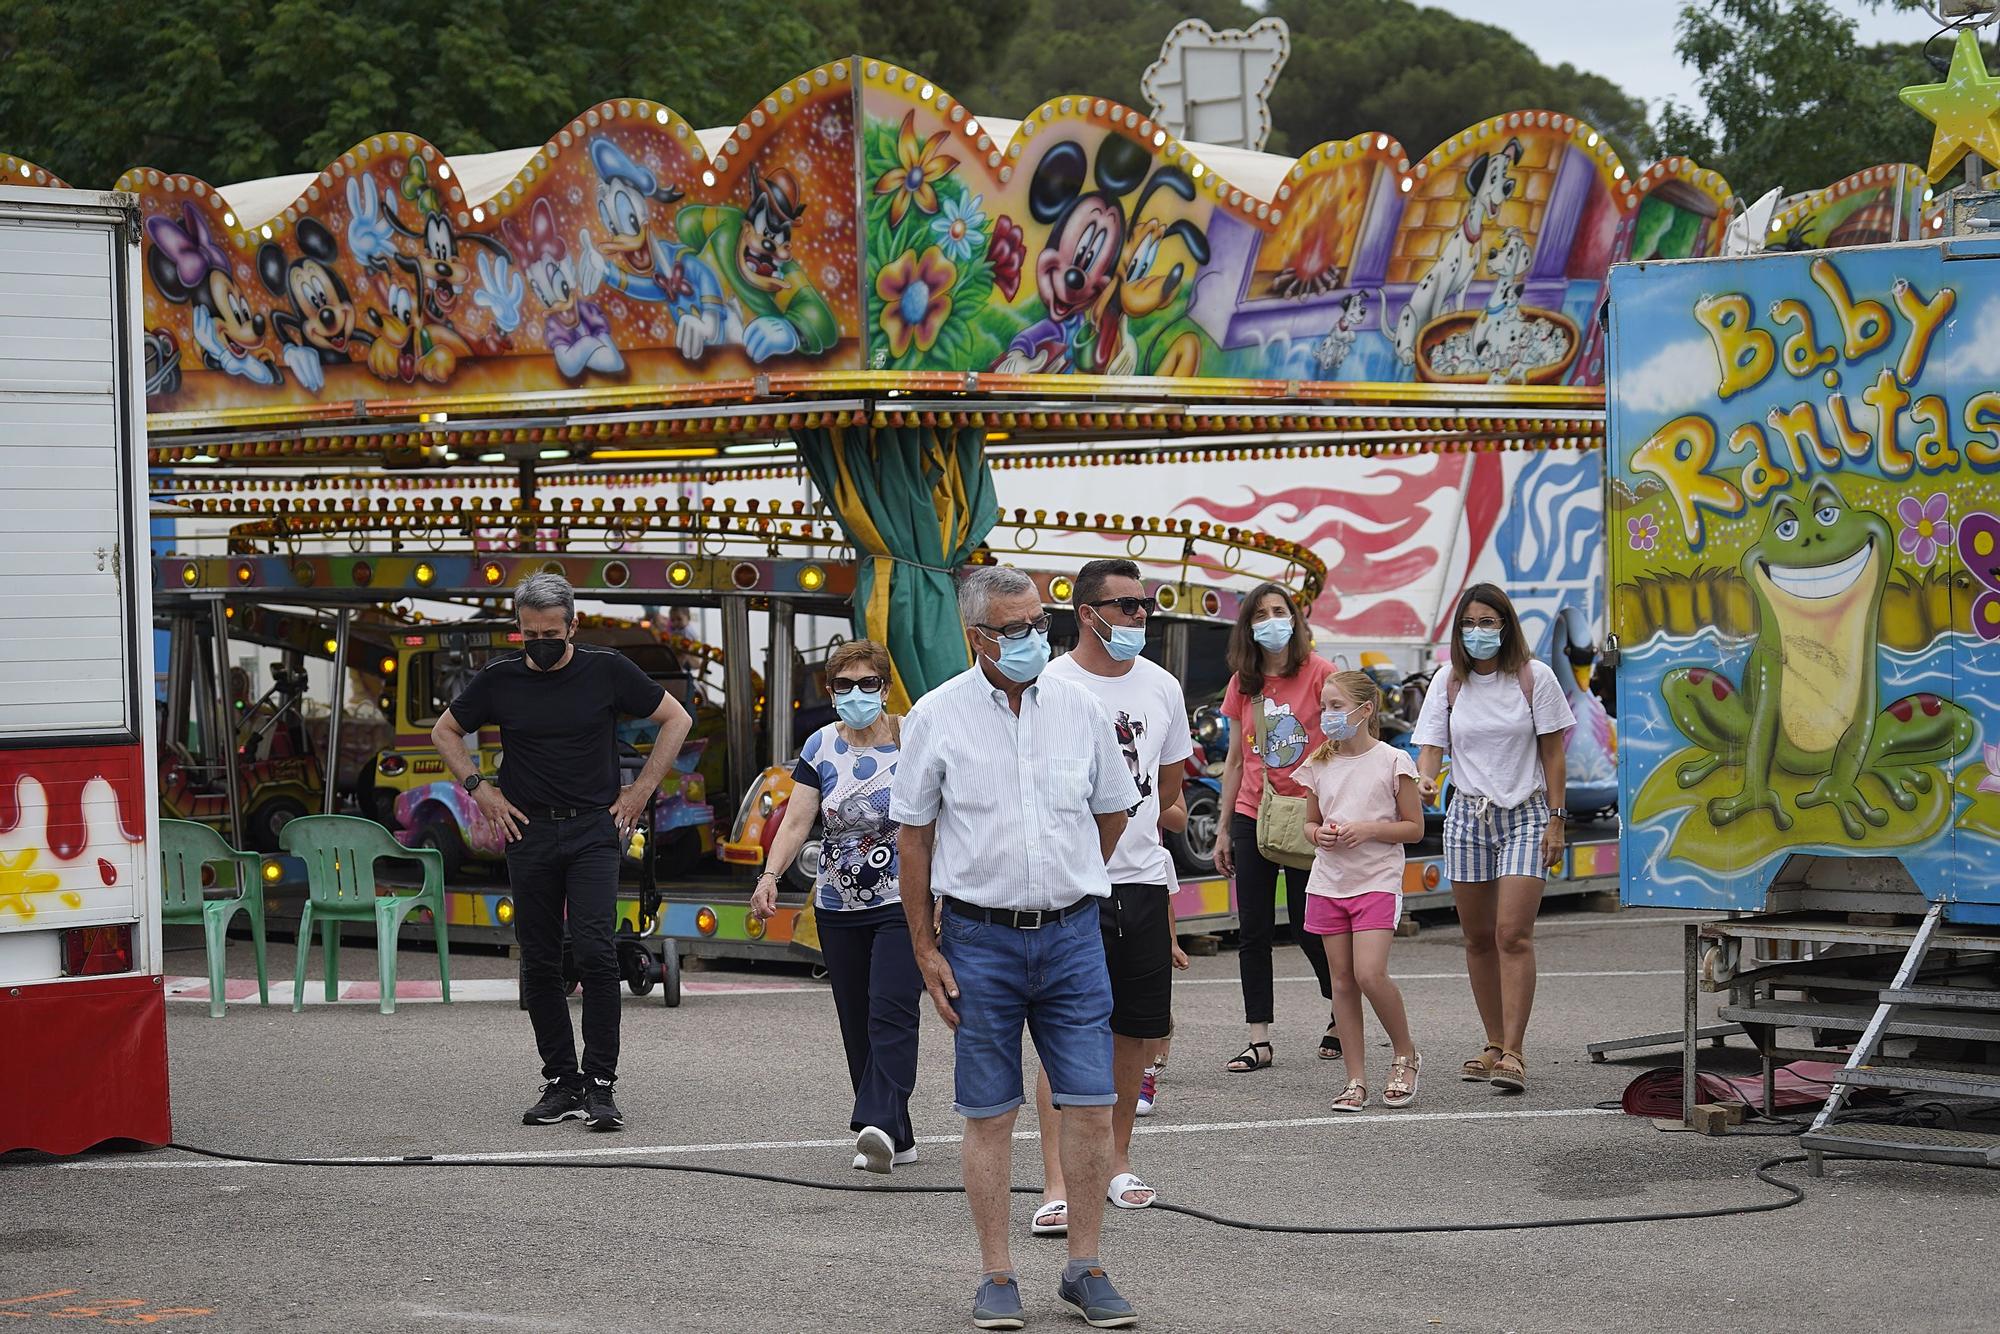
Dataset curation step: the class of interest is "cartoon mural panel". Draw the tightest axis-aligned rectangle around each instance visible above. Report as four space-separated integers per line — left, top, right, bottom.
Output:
1607 241 2000 922
126 81 863 421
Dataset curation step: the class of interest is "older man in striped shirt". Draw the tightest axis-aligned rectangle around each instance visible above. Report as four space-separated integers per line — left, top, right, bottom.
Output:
895 565 1142 1331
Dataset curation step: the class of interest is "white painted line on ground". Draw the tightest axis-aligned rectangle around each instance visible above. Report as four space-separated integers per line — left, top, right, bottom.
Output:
162 977 820 1005
1177 969 1680 985
52 1106 1619 1170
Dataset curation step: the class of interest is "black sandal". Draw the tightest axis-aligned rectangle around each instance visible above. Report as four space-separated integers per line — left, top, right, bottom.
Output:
1318 1022 1343 1061
1225 1041 1273 1073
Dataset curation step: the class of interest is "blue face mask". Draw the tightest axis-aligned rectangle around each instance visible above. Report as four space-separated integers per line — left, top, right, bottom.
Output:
1251 618 1294 653
991 629 1051 683
1320 707 1357 743
1464 627 1503 661
1093 615 1148 662
835 690 885 729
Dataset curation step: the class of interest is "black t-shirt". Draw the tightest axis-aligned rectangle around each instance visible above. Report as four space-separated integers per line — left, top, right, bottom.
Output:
446 644 667 809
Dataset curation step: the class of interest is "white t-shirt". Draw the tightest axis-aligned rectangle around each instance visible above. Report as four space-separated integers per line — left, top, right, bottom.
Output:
1042 651 1194 888
1410 660 1576 809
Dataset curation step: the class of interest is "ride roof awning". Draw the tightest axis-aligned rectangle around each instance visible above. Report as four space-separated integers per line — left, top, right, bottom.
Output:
87 54 1760 467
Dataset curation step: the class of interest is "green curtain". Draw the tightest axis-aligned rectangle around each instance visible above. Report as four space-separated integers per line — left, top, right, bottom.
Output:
794 424 997 707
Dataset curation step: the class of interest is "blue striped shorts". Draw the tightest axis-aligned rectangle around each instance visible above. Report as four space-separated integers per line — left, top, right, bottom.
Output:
1443 792 1550 884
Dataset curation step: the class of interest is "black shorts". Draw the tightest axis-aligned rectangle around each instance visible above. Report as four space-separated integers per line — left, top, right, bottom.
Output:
1100 883 1174 1040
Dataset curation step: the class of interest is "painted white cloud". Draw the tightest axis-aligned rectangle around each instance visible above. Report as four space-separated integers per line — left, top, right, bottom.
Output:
1952 293 2000 383
1614 336 1721 417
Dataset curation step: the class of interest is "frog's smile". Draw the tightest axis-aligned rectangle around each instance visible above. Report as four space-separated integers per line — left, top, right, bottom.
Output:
1760 538 1875 600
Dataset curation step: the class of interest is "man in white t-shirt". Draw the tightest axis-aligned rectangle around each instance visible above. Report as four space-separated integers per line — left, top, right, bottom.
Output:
1033 559 1193 1222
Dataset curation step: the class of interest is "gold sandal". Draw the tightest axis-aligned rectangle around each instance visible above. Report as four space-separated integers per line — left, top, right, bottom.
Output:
1489 1048 1527 1093
1331 1079 1369 1113
1461 1044 1503 1082
1383 1053 1422 1108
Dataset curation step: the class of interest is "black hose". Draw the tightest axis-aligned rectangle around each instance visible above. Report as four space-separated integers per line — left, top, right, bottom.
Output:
161 1142 1813 1234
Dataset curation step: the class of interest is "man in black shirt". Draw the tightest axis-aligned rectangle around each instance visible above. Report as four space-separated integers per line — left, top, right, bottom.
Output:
433 574 692 1130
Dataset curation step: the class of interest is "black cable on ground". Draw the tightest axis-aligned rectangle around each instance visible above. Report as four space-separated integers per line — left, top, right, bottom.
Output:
162 1142 1813 1234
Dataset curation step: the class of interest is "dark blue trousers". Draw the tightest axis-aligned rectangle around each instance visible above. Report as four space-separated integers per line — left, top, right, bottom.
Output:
817 905 923 1152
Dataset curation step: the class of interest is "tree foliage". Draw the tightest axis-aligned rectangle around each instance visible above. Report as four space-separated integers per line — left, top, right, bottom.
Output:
0 0 1944 197
1652 0 1944 199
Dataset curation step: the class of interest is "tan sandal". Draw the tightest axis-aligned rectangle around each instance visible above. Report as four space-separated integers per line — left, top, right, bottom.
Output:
1382 1053 1421 1108
1331 1079 1369 1112
1489 1048 1526 1093
1461 1044 1503 1082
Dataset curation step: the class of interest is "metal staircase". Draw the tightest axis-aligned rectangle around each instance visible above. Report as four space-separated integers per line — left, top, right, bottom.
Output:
1800 904 2000 1175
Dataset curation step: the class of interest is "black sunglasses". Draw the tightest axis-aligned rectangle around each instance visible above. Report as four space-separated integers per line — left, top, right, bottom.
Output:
1087 596 1157 618
976 613 1053 641
829 675 886 696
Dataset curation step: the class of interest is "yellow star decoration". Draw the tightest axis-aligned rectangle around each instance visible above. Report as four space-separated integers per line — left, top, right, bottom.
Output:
1901 28 2000 183
0 848 68 923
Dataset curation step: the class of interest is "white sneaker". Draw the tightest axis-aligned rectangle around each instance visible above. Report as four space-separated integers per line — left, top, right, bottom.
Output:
850 1146 919 1170
1136 1063 1162 1118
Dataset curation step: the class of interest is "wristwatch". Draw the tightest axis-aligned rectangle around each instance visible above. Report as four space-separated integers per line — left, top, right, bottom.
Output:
1550 806 1569 821
463 772 484 793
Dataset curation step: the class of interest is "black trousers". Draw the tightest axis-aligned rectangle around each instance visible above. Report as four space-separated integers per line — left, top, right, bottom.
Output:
1231 812 1332 1026
507 808 622 1083
816 905 923 1152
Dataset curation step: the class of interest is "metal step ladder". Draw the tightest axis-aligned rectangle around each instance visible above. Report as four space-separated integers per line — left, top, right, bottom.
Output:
1800 903 2000 1175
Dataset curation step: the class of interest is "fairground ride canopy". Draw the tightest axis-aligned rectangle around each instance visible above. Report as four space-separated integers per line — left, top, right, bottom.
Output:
6 57 1935 701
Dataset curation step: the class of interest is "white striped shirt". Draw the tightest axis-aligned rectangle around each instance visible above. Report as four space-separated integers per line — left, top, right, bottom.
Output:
889 665 1141 911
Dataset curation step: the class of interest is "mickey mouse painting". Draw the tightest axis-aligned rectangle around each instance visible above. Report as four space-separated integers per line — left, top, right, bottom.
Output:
990 135 1153 375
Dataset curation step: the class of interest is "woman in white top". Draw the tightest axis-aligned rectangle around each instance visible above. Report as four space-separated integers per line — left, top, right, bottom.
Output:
1410 584 1574 1096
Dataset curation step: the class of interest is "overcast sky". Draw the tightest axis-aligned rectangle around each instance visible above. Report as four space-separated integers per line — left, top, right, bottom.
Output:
1417 1 1935 114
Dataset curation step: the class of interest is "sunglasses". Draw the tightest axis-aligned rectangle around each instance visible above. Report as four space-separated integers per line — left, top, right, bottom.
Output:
830 675 886 696
976 614 1053 641
1087 596 1157 618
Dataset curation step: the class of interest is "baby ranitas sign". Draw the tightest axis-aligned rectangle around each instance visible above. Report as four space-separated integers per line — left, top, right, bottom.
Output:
1606 240 2000 924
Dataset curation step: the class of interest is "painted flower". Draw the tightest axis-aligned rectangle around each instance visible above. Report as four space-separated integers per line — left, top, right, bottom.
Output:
1898 492 1953 566
931 192 988 263
1627 513 1659 552
873 111 959 225
988 215 1025 301
876 246 957 357
1981 742 2000 796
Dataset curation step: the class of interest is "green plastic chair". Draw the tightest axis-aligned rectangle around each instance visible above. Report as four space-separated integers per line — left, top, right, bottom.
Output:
159 819 270 1018
279 814 452 1015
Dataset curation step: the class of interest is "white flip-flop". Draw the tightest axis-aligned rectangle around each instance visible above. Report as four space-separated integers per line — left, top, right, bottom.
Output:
1106 1171 1155 1210
1031 1199 1069 1236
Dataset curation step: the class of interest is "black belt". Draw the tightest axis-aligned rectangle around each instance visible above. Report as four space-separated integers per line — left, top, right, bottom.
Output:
943 895 1092 930
525 805 596 821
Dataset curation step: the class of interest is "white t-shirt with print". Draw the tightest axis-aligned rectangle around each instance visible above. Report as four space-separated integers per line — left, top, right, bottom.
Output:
1410 659 1575 809
1042 651 1194 888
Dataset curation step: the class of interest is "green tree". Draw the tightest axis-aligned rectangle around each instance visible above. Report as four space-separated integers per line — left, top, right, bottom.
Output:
1262 0 1652 161
0 0 828 185
1653 0 1942 199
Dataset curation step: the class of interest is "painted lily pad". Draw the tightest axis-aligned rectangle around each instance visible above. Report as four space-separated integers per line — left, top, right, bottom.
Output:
1633 748 1953 869
1953 762 2000 840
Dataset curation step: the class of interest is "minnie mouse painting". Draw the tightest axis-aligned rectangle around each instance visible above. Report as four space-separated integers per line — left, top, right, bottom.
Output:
145 202 279 385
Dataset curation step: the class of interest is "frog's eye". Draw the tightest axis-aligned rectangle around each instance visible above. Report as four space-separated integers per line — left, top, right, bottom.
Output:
1776 517 1800 541
1814 505 1840 526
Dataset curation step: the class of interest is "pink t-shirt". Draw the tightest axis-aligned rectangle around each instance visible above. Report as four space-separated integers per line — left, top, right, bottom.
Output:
1221 655 1335 818
1293 740 1418 899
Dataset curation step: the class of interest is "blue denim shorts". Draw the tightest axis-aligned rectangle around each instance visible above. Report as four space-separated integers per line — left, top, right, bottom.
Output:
939 899 1117 1119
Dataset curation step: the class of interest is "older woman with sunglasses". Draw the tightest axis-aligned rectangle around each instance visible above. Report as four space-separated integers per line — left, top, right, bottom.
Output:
752 640 925 1174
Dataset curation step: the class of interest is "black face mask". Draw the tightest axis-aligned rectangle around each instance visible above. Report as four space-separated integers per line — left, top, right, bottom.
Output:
524 638 568 671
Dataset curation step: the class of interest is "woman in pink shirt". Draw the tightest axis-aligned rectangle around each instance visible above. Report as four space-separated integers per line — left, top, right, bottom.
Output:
1296 670 1424 1110
1214 584 1337 1074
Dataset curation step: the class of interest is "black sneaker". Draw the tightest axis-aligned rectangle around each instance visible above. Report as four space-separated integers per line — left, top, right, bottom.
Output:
584 1077 625 1132
522 1078 587 1125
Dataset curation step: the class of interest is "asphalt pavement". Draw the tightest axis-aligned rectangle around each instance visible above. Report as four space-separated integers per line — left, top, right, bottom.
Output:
4 905 1995 1333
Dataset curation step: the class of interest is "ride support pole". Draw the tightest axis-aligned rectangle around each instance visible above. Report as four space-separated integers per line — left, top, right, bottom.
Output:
324 609 350 814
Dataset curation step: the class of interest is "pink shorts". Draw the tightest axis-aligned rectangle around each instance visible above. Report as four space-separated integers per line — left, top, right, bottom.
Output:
1303 890 1401 936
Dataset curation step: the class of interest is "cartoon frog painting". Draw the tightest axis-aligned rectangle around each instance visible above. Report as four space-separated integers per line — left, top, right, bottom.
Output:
1661 480 1974 838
